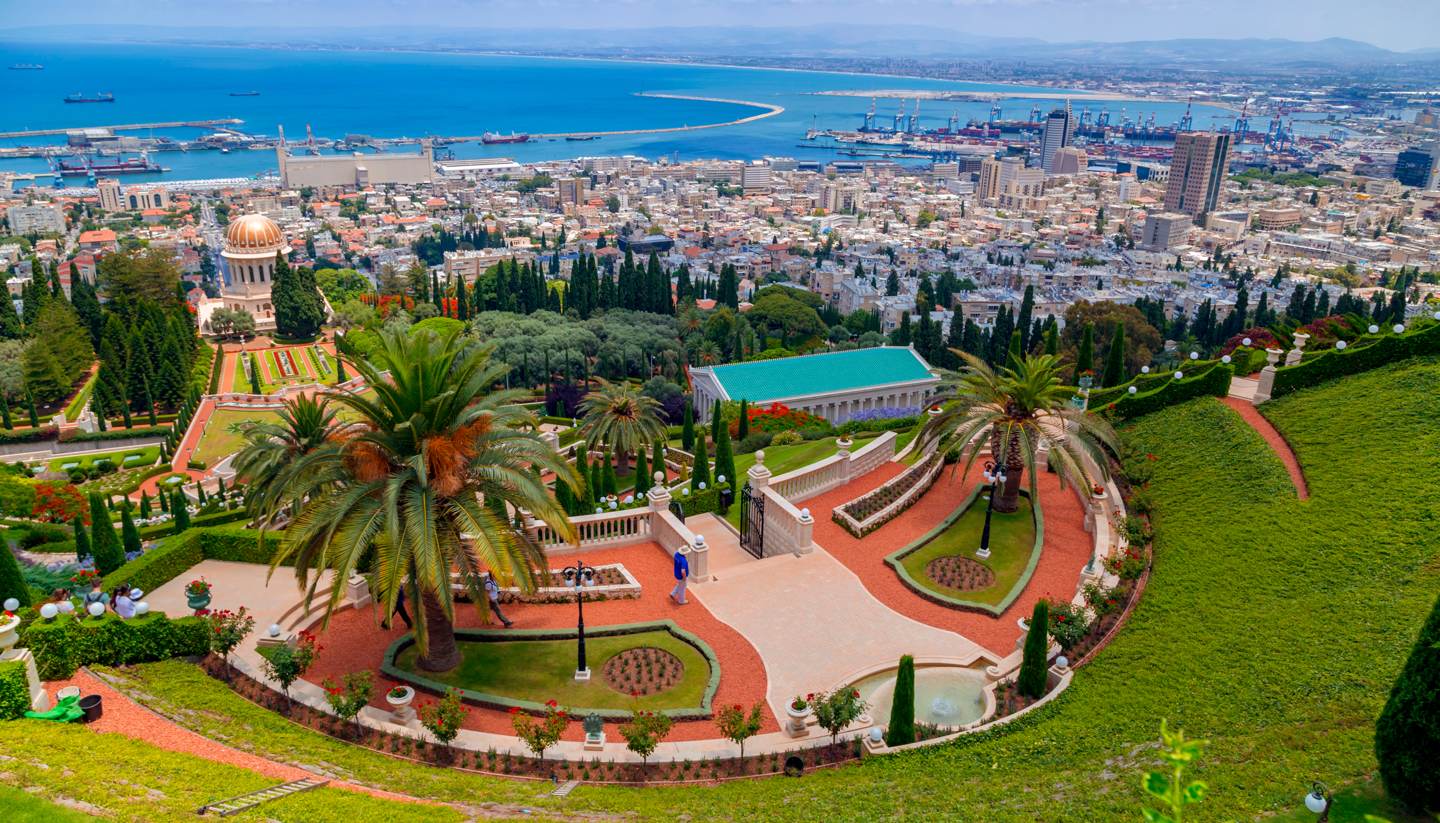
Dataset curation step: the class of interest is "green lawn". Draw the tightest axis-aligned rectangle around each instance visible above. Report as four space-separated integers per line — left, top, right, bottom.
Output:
718 433 878 528
392 628 713 713
30 357 1440 821
0 784 97 822
191 408 279 467
893 490 1038 609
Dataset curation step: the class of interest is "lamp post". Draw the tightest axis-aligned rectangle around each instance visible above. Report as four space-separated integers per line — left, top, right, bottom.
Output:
562 560 596 680
976 460 1008 559
1303 781 1332 822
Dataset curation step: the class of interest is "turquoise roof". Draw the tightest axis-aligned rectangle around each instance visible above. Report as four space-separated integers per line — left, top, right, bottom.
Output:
705 347 934 403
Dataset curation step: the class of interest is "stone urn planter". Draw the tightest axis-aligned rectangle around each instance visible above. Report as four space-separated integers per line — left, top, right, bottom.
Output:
386 685 417 725
0 613 20 659
785 695 813 737
1090 484 1108 501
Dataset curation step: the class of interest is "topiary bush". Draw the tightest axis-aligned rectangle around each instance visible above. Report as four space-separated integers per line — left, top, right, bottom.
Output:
1375 589 1440 813
1017 600 1050 699
0 659 29 719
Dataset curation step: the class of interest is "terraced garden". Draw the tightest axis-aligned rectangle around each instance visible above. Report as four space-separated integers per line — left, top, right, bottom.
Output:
2 357 1437 821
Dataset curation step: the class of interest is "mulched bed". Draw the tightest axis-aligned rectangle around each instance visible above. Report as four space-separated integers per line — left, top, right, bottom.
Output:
198 655 860 783
923 555 996 591
601 646 684 696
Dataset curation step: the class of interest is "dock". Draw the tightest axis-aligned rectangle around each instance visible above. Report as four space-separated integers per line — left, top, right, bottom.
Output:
447 94 784 142
0 118 244 139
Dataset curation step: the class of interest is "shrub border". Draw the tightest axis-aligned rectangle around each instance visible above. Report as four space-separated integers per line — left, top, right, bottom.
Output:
884 485 1045 616
379 619 721 721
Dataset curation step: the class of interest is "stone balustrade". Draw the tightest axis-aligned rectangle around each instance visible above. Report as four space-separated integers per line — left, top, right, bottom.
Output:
532 507 654 555
768 431 898 503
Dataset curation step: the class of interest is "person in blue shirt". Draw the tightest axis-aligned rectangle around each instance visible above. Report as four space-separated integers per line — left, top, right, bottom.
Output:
671 549 689 605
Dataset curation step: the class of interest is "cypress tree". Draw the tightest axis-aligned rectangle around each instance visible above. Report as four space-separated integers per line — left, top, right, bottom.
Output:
248 352 263 394
885 654 916 746
172 490 191 533
690 433 710 492
72 516 91 562
159 487 170 513
25 391 38 429
1017 600 1051 699
1016 285 1035 350
1073 323 1094 384
633 448 650 497
652 440 665 486
1101 321 1127 388
681 399 695 452
120 503 142 557
576 447 593 508
601 452 617 498
1044 324 1060 356
710 399 723 443
139 491 151 520
554 471 574 515
89 492 123 575
737 399 749 440
0 540 30 608
1007 329 1022 366
714 422 736 489
0 392 10 430
1375 591 1440 813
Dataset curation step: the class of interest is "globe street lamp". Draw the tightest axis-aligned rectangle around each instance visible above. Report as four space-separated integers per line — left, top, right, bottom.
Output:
977 460 1008 560
562 560 597 680
1303 781 1332 822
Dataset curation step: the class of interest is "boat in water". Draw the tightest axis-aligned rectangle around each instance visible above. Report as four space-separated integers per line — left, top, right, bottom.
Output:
482 131 530 145
64 92 115 103
565 135 600 142
56 152 164 176
9 64 44 70
229 91 260 97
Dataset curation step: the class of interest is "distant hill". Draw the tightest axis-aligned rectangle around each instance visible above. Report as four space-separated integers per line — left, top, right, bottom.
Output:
0 24 1432 67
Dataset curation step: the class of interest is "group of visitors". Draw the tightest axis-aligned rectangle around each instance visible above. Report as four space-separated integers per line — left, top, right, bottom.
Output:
50 579 144 619
377 571 519 631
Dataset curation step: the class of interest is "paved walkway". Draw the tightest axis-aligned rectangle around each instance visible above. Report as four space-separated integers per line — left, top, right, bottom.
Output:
1222 397 1309 500
804 460 1094 657
1228 375 1260 401
685 514 988 722
143 558 338 633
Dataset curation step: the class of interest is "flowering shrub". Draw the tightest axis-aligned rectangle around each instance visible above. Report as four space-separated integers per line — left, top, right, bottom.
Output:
1220 328 1279 356
1105 544 1147 581
387 685 409 700
31 482 87 524
260 630 320 703
184 578 212 598
205 606 255 669
1083 582 1124 619
790 693 812 711
618 706 674 765
834 451 943 537
420 688 468 747
812 687 869 744
738 402 830 435
1045 599 1091 651
323 670 374 733
716 701 765 758
69 568 100 587
510 699 569 759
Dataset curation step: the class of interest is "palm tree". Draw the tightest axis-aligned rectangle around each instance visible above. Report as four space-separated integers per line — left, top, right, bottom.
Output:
577 379 666 476
921 352 1116 513
230 394 340 527
255 327 577 672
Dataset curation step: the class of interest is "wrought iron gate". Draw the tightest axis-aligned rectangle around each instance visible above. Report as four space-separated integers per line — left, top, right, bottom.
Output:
738 482 765 559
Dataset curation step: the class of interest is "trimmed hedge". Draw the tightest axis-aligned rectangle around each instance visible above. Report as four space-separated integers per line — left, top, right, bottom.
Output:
0 659 29 720
0 426 57 445
676 482 732 518
1271 321 1440 398
102 525 285 593
19 611 209 680
137 508 249 540
67 425 170 444
1097 363 1232 421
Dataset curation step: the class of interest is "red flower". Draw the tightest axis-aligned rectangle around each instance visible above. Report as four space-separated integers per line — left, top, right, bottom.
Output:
545 699 557 708
508 706 521 714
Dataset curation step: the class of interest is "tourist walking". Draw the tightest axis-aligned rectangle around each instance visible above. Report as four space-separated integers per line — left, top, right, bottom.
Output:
671 548 689 605
392 584 413 629
485 572 514 628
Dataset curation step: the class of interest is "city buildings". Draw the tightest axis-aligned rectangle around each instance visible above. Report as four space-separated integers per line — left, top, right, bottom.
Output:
1394 144 1440 190
4 202 65 234
1039 105 1075 174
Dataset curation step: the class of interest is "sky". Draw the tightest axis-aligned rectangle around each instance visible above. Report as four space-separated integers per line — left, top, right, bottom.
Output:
1 0 1438 52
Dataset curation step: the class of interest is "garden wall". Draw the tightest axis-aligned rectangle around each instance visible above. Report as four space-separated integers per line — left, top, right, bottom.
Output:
1270 321 1440 398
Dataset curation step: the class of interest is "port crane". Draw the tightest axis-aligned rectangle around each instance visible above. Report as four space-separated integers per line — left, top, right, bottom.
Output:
1178 98 1193 132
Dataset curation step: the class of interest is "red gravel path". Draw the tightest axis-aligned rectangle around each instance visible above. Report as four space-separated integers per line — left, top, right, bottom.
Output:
46 670 427 803
302 540 777 742
1222 397 1309 500
808 459 1094 658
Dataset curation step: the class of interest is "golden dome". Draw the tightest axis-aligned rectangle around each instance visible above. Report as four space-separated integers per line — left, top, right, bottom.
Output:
224 213 286 252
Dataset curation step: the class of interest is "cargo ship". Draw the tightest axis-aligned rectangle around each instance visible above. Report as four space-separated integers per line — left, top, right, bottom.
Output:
9 63 44 70
56 153 165 176
565 135 599 142
64 92 114 103
229 91 260 97
481 132 529 145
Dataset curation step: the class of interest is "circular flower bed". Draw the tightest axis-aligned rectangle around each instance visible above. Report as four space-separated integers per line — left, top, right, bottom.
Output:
924 555 996 592
602 646 685 696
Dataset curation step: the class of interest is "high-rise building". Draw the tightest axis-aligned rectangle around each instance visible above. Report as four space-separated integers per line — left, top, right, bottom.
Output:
1394 144 1440 190
5 203 65 234
978 157 1040 201
1051 147 1088 176
1142 212 1193 251
97 178 123 212
1039 107 1074 174
557 177 588 206
1164 132 1231 217
741 162 773 194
